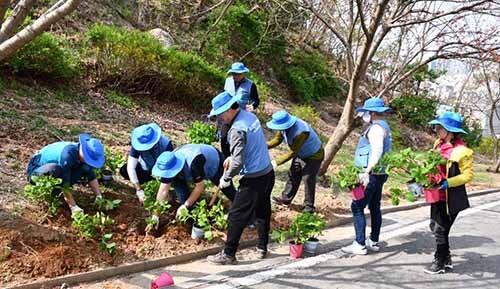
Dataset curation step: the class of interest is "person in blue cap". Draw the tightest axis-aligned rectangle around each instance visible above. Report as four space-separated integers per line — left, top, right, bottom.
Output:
206 91 274 265
147 144 236 231
267 110 324 213
342 98 392 255
424 111 473 274
26 134 105 216
119 123 174 204
219 62 260 159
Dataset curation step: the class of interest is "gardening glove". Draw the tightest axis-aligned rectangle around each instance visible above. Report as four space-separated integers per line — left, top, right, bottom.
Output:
95 194 103 202
439 180 449 190
145 215 160 233
176 204 189 219
70 205 83 217
271 160 278 171
219 176 231 189
358 172 370 187
136 189 145 205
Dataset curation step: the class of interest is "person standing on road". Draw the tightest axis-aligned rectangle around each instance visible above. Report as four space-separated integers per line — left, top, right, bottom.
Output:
424 111 474 274
267 110 324 213
206 91 274 265
342 98 392 255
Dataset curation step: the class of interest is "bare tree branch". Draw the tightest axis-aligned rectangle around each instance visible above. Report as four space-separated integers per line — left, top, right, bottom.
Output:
0 0 10 27
0 0 37 43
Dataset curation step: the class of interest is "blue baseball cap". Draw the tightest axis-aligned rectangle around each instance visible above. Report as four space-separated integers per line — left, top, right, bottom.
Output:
227 62 249 74
429 111 467 134
152 151 186 179
131 123 162 151
78 134 105 169
209 91 240 117
355 98 393 113
266 110 297 131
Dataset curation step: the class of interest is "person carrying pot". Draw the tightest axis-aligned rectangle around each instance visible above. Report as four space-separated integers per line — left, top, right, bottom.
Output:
149 144 237 230
206 91 275 265
26 134 105 216
424 111 473 274
342 98 392 255
267 110 324 213
119 123 174 205
218 62 260 158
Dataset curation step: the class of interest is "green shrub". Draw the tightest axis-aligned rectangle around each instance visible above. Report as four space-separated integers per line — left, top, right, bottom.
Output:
85 24 225 106
283 49 341 103
291 104 320 127
391 95 437 130
462 117 483 148
22 176 64 216
186 121 217 144
107 91 134 108
476 136 495 157
6 32 81 78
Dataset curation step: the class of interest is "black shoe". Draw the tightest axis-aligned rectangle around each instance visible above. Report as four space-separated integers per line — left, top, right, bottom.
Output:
303 207 315 213
256 247 267 259
424 258 446 274
444 255 453 270
272 196 291 206
207 251 237 265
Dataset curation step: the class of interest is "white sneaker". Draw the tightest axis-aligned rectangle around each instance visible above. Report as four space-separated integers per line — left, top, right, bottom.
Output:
342 241 367 255
70 205 83 216
366 238 380 252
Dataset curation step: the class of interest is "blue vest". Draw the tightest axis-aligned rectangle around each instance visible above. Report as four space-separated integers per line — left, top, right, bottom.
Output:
224 77 253 110
138 136 173 171
231 110 271 175
38 142 75 166
283 119 322 159
175 144 220 182
354 119 392 173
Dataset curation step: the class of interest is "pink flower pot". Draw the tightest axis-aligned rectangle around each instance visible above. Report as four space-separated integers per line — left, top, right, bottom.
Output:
150 272 174 289
351 185 365 201
424 188 440 204
289 241 304 259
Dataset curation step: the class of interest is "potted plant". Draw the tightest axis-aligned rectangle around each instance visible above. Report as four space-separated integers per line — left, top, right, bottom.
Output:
179 199 213 240
337 161 365 201
302 212 326 254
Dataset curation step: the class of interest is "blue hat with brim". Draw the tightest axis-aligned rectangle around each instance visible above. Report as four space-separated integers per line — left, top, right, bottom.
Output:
227 62 250 74
209 91 240 117
267 110 297 131
152 151 186 179
79 133 105 169
131 123 162 151
355 98 393 113
429 111 467 134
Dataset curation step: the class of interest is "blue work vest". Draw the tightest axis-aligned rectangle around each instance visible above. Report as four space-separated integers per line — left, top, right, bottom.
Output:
283 119 322 159
354 119 392 173
224 77 253 110
38 142 75 166
175 144 220 182
138 136 173 171
231 110 271 175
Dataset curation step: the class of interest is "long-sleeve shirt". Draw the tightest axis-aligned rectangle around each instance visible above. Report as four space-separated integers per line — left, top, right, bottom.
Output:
366 123 386 172
267 131 324 165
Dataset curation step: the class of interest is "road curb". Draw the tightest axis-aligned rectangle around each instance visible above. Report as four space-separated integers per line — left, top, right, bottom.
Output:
7 188 500 289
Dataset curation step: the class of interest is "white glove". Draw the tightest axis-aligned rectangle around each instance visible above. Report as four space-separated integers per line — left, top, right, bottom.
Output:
95 194 103 201
246 104 254 112
358 172 370 187
271 160 278 170
146 215 160 232
70 205 83 217
176 204 188 218
219 176 231 189
136 190 145 205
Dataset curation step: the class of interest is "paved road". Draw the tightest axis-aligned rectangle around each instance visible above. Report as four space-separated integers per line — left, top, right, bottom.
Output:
81 192 500 289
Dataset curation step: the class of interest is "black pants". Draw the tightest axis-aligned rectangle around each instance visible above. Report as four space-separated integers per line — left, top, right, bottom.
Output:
281 157 322 212
430 201 458 260
224 170 275 256
119 164 153 184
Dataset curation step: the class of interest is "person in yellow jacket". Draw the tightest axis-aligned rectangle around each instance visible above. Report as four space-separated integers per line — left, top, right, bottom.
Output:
424 111 474 274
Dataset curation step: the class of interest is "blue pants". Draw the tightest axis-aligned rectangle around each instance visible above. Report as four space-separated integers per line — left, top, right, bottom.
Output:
351 174 388 245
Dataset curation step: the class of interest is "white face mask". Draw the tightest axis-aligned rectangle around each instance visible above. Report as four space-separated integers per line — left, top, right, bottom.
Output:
362 112 371 123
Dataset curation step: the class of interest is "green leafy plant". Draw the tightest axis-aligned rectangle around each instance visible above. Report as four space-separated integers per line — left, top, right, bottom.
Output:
208 200 228 231
391 95 437 130
271 212 326 245
104 147 126 173
99 233 116 255
71 211 114 240
336 162 364 190
22 176 65 216
389 187 402 206
95 197 122 211
179 199 214 240
143 179 171 215
186 121 217 145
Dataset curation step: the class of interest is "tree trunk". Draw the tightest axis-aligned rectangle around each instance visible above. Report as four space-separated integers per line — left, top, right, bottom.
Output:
0 0 10 27
0 0 81 62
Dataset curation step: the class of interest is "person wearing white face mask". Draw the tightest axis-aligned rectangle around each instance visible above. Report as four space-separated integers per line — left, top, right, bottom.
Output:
342 98 393 255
